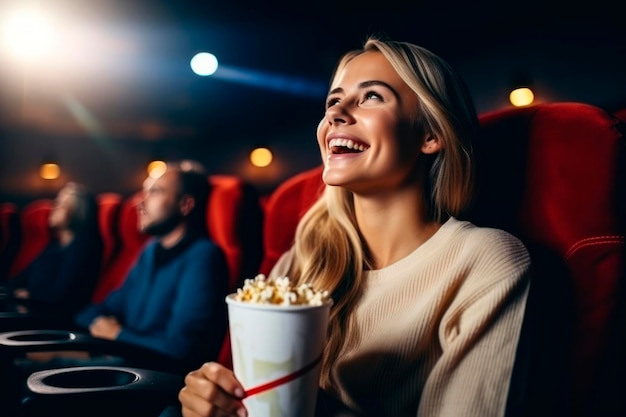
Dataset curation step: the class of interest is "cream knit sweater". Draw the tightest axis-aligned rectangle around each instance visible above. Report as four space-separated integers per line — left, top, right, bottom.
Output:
270 217 531 417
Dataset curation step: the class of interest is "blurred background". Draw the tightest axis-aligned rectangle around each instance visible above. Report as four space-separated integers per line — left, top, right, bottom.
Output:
1 0 625 204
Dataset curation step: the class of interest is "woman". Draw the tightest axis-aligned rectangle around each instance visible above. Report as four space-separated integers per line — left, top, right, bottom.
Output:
3 182 103 324
177 36 531 417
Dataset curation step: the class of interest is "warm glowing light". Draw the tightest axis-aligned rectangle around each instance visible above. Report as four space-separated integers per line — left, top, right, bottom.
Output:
250 147 273 167
509 87 535 107
1 7 57 62
39 163 60 180
190 52 218 76
147 160 167 178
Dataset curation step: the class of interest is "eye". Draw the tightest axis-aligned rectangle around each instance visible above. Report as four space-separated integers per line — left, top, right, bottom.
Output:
364 90 383 101
326 96 340 108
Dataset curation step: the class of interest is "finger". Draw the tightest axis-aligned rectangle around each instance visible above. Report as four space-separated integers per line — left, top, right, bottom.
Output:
180 363 246 417
179 384 247 417
197 362 245 398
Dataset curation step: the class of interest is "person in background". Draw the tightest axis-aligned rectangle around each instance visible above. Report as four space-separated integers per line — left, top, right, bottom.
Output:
175 36 532 417
1 181 103 325
10 161 229 372
70 161 230 372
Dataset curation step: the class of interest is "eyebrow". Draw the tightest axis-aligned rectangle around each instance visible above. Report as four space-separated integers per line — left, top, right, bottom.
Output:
327 80 398 98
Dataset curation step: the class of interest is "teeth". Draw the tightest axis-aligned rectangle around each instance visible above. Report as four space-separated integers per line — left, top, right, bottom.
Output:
328 138 368 151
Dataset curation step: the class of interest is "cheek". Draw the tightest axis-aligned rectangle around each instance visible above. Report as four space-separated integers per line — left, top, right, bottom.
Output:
317 119 328 156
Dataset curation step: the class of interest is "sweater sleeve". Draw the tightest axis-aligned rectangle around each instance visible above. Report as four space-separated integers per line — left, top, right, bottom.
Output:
417 230 531 417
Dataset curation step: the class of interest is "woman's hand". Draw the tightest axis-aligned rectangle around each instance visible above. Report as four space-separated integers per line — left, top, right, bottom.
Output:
179 362 247 417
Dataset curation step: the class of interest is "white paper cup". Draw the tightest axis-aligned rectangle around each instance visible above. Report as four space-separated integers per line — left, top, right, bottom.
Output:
226 294 332 417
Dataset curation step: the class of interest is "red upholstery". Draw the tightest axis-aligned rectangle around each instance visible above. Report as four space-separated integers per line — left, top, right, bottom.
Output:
96 193 123 271
206 175 263 293
470 102 625 417
89 192 149 303
258 166 325 275
7 200 53 279
0 203 20 282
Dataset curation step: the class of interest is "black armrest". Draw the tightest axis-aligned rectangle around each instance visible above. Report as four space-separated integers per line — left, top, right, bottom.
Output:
0 329 182 373
21 366 184 417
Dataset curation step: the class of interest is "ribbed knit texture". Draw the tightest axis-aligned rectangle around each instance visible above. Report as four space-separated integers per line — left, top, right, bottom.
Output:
272 217 531 417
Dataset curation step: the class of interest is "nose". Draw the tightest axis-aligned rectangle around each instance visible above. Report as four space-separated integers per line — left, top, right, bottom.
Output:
325 102 354 126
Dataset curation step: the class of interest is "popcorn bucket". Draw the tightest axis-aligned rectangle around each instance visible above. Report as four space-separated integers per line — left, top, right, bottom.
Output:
226 294 332 417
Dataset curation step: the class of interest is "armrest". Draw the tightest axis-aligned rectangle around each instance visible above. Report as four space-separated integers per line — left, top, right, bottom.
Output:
0 329 182 373
21 366 184 417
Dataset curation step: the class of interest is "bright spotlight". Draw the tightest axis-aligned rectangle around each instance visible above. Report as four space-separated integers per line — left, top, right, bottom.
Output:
190 52 218 76
1 7 56 62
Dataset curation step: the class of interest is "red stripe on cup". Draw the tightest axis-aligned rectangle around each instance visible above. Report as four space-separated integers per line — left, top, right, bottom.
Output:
243 353 323 398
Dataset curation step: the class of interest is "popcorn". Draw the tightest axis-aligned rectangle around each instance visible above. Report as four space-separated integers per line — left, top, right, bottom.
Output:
234 274 330 306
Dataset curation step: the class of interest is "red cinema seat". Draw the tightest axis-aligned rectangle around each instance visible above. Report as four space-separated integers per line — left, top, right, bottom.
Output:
258 166 324 276
206 175 263 294
96 193 123 272
7 200 53 280
0 203 20 283
89 192 149 303
470 102 625 417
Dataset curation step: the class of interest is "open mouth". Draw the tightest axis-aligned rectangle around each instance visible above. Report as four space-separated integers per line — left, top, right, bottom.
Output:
328 138 369 154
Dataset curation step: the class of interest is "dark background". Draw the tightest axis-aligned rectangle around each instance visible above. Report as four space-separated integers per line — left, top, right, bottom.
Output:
1 0 625 204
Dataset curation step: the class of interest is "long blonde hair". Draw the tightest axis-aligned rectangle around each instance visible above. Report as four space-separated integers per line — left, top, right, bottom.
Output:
290 35 478 389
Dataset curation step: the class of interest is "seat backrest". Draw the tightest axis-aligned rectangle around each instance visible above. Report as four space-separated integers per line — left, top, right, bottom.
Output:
469 102 625 417
96 193 123 272
206 175 263 293
0 203 21 282
89 192 149 303
258 165 325 275
7 200 53 279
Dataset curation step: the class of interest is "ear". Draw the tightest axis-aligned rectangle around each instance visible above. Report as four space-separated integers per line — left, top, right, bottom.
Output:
179 195 195 216
420 133 441 155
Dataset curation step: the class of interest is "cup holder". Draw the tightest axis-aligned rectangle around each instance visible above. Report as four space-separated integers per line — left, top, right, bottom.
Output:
0 330 77 346
28 367 141 394
42 368 138 388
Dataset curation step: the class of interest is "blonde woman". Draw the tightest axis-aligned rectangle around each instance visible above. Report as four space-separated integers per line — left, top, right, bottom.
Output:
176 36 531 417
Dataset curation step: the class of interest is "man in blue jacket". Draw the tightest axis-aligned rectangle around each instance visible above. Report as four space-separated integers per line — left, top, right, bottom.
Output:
72 162 229 373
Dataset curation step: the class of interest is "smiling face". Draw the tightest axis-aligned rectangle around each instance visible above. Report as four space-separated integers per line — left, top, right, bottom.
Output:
317 50 438 195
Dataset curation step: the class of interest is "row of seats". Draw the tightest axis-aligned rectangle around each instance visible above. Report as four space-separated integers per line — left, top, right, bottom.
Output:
0 102 625 417
0 175 264 310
